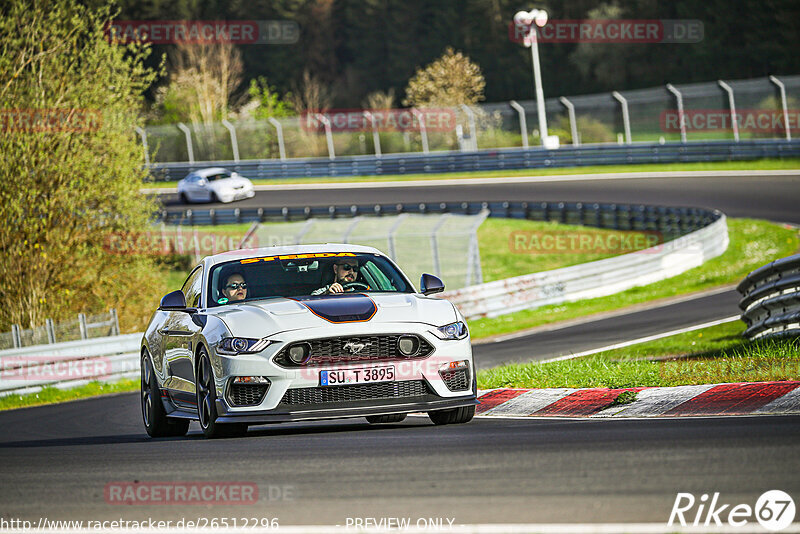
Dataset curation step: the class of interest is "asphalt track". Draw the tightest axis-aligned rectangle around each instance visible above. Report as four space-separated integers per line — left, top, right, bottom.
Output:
158 172 800 224
1 394 798 525
3 171 798 528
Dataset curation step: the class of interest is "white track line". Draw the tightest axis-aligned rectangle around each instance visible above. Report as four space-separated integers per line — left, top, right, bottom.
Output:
142 169 800 194
538 315 741 364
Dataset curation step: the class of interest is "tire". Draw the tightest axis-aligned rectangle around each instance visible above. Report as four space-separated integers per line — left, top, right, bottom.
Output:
366 413 407 424
196 348 248 439
209 191 219 203
179 192 189 204
427 405 475 426
141 351 190 438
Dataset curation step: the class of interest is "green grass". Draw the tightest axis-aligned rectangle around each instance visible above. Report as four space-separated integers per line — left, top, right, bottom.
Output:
141 158 800 188
470 218 799 340
477 321 800 389
0 379 139 411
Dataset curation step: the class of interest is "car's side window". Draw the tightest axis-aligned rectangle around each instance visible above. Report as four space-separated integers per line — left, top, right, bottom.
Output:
182 267 204 308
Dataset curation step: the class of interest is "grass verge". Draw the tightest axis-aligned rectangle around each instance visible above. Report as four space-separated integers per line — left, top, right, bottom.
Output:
470 218 798 340
477 321 800 389
0 379 139 411
142 158 800 188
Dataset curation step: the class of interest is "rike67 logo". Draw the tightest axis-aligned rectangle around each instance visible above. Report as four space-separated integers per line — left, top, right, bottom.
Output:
669 490 795 531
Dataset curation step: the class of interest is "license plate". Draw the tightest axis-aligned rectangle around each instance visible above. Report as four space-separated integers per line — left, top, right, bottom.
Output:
320 366 395 386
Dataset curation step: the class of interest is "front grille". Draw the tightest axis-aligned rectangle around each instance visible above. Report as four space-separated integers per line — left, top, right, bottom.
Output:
227 383 269 406
274 335 433 367
279 380 430 406
439 368 470 392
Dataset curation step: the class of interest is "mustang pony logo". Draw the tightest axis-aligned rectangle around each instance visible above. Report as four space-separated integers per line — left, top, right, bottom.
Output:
343 341 372 354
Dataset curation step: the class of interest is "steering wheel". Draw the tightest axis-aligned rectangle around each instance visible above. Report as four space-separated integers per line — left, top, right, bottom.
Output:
342 282 370 292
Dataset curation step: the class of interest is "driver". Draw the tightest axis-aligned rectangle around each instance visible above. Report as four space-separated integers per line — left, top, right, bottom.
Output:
311 258 365 295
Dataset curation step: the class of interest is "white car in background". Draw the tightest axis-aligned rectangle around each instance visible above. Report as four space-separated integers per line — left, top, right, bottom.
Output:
177 167 255 204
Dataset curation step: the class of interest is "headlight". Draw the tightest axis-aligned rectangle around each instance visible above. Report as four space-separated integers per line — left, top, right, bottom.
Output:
432 321 468 340
217 337 272 355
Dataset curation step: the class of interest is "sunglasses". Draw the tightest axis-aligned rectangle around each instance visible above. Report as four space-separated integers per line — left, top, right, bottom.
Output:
336 264 359 272
226 282 247 290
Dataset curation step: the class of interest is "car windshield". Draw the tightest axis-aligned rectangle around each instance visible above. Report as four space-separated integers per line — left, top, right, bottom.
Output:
208 252 414 307
205 171 231 182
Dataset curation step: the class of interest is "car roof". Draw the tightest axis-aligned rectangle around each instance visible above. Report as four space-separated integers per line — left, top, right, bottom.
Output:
205 243 386 268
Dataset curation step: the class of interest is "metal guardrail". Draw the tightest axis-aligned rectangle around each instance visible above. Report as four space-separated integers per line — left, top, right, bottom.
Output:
160 199 720 232
737 253 800 339
444 213 728 319
146 139 800 182
0 334 140 397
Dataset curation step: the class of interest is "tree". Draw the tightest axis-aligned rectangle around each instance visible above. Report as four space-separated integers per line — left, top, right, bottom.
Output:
403 47 486 107
0 0 165 331
246 77 295 120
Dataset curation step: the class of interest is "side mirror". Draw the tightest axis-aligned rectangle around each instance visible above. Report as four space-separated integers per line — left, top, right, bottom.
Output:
420 274 445 295
159 290 188 311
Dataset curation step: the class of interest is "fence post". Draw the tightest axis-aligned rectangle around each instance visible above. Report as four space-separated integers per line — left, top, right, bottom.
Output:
78 313 88 340
314 114 336 160
176 123 195 163
46 318 56 344
134 126 150 166
387 214 408 260
221 119 240 161
461 105 478 150
11 324 21 348
430 214 451 278
411 109 429 153
558 97 579 146
612 91 632 144
363 111 381 157
267 118 287 160
717 80 739 142
509 100 529 148
769 75 792 141
665 84 687 143
110 308 120 336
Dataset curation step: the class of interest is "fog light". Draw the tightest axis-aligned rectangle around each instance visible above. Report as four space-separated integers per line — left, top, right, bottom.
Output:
287 343 311 365
439 360 469 372
397 335 420 356
232 376 270 384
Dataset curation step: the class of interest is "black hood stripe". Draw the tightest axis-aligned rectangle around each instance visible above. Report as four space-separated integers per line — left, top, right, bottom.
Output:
291 294 377 323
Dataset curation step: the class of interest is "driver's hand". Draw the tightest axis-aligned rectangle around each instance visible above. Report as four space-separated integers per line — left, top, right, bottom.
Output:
328 283 344 294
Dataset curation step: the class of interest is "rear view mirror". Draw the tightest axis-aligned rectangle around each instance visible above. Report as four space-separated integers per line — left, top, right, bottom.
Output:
420 274 445 295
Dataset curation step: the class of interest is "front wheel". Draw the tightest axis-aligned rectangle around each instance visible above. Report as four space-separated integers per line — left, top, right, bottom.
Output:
428 405 475 425
196 349 248 439
141 351 189 438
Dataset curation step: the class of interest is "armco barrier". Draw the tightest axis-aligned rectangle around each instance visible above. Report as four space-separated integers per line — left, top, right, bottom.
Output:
442 214 728 319
737 254 800 339
146 139 800 182
0 334 140 396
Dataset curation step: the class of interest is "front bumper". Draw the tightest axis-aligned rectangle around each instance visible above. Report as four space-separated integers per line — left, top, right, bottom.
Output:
206 322 474 424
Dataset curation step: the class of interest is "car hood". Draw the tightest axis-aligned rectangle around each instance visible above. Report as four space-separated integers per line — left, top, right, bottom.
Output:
207 293 457 337
211 176 251 189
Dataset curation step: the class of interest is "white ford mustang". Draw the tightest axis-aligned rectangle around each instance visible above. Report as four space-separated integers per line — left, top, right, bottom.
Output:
140 244 476 438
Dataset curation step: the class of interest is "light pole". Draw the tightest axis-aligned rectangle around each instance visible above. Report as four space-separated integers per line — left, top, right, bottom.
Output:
514 9 557 149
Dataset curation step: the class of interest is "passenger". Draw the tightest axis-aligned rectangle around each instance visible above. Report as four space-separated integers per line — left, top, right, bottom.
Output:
221 272 248 302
